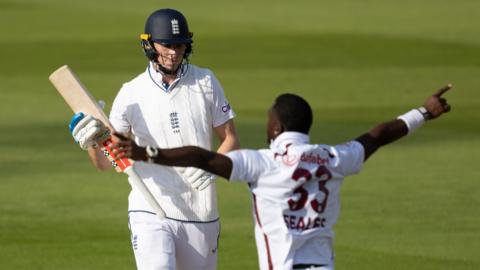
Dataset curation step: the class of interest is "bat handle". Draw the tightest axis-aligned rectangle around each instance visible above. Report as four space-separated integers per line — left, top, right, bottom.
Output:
124 166 167 219
101 138 131 172
101 139 166 219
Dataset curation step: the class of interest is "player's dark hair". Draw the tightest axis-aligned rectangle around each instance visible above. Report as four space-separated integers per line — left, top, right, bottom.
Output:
272 93 313 134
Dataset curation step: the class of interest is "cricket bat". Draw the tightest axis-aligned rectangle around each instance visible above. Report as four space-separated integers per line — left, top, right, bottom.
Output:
49 65 166 219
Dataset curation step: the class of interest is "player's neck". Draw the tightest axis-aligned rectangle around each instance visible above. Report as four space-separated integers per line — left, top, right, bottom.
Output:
162 74 178 84
153 62 181 83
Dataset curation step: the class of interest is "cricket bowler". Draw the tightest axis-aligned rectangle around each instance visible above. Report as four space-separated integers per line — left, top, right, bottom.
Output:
107 85 452 269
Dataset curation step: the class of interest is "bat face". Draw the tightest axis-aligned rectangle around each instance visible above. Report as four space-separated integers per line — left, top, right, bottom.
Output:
48 65 130 172
49 65 111 128
48 65 166 219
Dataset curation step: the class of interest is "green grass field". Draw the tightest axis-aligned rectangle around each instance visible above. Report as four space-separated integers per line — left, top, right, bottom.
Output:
1 0 479 269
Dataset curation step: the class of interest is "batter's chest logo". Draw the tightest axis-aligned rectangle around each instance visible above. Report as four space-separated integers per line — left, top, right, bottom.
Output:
171 19 180 34
170 112 180 133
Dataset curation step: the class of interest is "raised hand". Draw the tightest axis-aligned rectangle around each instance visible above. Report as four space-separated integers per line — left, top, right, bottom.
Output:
423 84 453 119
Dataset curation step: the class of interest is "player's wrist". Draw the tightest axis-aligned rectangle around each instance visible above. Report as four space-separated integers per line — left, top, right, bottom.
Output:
397 108 426 134
416 106 433 120
146 145 159 163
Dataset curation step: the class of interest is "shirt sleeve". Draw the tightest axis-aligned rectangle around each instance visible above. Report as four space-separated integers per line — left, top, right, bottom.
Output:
333 140 365 176
225 150 266 183
109 85 131 134
209 71 236 127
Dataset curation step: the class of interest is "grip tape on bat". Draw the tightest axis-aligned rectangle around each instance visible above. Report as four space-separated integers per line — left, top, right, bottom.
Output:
101 138 132 172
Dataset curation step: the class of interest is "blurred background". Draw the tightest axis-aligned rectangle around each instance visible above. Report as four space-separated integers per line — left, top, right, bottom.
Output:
1 0 479 269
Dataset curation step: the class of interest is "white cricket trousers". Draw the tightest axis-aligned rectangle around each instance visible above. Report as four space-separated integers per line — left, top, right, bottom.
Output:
128 211 220 270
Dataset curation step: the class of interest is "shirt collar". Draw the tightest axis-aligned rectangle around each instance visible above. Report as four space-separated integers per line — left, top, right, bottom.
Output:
269 131 310 150
147 62 188 93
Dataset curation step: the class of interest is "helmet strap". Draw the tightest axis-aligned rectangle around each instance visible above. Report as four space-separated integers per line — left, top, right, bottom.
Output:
142 38 191 76
153 60 186 76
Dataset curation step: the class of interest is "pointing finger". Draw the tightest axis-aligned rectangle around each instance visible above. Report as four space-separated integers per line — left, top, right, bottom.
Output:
434 83 453 97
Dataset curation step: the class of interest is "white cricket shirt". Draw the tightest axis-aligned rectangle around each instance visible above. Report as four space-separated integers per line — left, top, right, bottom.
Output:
226 132 364 269
110 62 235 222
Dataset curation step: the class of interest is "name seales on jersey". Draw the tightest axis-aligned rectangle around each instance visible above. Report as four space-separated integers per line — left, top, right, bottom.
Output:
227 132 364 237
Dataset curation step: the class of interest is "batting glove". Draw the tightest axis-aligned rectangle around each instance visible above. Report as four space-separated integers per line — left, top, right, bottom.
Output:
183 167 216 191
69 113 110 150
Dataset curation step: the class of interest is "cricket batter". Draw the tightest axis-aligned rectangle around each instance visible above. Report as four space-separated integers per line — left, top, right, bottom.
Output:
70 8 239 270
107 85 452 270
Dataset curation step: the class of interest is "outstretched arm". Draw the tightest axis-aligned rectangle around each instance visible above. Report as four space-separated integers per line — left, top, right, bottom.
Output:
179 119 239 190
109 136 234 179
355 84 453 161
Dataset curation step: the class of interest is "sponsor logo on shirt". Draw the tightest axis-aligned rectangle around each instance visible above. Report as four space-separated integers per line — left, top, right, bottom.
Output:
300 152 329 165
221 103 231 113
274 143 299 166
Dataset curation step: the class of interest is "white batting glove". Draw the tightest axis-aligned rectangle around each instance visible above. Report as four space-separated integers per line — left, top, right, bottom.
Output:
183 167 216 191
69 113 110 150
